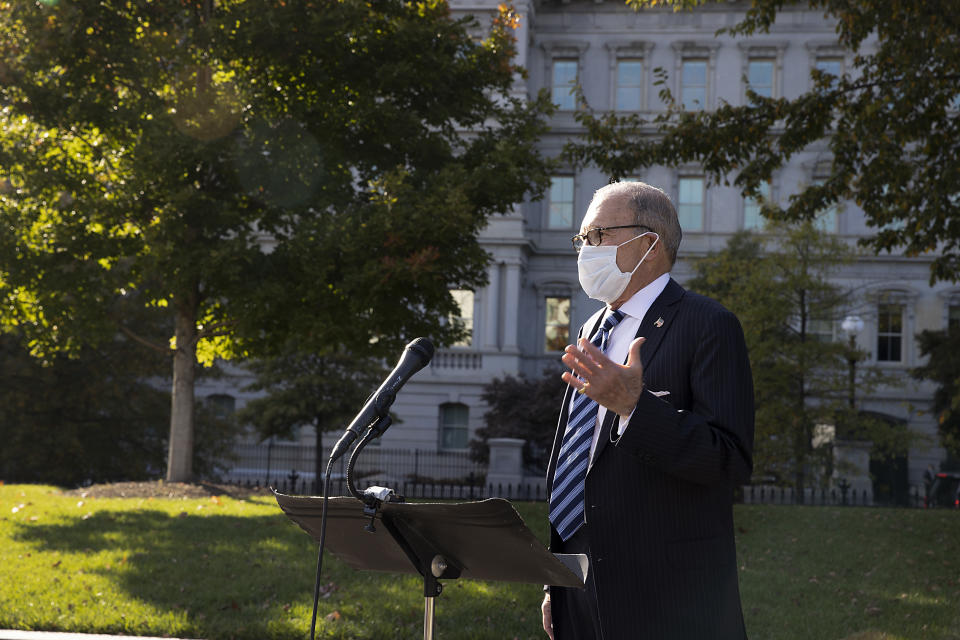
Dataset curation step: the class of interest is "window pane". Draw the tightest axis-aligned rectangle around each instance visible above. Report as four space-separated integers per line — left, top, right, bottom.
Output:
678 177 704 231
808 317 833 343
552 60 578 110
743 181 770 230
207 394 235 420
450 289 474 347
815 57 843 88
440 403 469 449
618 60 643 85
545 296 571 352
815 208 837 233
949 304 960 331
549 176 575 229
616 87 642 111
815 57 843 77
812 178 838 233
616 60 643 111
681 60 707 108
747 59 774 99
877 303 904 362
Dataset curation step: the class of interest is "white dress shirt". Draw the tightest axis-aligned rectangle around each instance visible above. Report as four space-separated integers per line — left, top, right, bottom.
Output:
575 272 671 461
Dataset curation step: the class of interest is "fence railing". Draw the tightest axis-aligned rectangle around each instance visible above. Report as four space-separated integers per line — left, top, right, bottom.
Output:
215 442 485 487
214 442 939 508
739 484 927 508
238 473 546 502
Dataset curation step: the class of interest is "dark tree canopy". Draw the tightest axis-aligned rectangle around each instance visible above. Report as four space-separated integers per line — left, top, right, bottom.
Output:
0 331 235 486
913 330 960 462
0 0 553 480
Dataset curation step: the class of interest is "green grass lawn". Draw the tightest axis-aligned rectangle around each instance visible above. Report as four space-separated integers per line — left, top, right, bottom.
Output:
1 484 958 640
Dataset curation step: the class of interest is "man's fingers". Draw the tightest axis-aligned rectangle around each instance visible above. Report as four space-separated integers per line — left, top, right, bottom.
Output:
561 341 600 379
578 336 606 359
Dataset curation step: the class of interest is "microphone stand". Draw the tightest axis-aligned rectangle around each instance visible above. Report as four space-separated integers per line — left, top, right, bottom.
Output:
346 415 392 501
308 458 334 640
308 414 399 640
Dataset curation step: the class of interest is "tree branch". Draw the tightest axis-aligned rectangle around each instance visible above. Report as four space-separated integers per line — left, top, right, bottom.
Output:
118 324 171 355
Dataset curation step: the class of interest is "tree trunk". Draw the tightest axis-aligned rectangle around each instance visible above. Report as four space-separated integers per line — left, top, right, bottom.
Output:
166 303 197 482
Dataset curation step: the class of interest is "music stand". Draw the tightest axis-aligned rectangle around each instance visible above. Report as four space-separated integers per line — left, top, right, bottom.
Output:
274 492 587 640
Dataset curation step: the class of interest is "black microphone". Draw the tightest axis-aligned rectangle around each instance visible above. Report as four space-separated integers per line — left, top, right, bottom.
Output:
329 337 435 463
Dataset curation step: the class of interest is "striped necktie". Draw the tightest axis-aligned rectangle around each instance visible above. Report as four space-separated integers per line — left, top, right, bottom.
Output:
549 309 625 542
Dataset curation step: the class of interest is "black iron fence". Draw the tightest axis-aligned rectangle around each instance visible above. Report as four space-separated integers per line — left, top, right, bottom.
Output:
251 474 547 502
738 484 929 508
212 441 946 508
215 442 487 488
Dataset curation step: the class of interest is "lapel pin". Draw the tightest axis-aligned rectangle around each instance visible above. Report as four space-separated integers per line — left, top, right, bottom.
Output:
654 317 664 328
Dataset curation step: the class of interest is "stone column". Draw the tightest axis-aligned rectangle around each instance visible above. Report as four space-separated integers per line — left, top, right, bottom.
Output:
486 438 525 489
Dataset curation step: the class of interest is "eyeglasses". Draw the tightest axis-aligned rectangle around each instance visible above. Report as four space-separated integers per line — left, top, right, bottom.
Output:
571 225 653 252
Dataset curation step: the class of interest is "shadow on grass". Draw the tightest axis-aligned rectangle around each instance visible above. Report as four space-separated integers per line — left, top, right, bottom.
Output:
11 508 316 638
9 507 543 639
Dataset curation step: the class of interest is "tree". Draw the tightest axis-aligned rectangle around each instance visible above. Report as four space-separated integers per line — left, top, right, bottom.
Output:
0 1 552 481
566 0 960 283
913 329 960 462
470 366 568 474
687 222 903 496
0 329 235 486
235 345 388 487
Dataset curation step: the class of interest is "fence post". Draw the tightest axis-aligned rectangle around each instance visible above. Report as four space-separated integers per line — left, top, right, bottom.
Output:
486 438 525 493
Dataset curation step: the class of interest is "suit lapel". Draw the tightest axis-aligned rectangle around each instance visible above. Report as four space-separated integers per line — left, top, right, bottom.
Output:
590 279 686 465
636 278 685 371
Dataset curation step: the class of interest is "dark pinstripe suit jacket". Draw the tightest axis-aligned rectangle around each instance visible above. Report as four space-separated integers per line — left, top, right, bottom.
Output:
546 278 755 640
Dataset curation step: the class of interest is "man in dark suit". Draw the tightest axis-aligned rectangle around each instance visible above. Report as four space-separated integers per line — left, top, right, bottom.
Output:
541 181 754 639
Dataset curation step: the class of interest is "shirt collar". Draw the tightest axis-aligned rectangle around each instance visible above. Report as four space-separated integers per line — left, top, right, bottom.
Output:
618 272 670 324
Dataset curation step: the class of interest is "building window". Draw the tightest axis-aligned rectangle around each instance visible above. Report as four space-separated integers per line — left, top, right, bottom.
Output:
439 403 469 450
807 317 834 343
948 303 960 332
680 58 708 109
206 394 236 420
552 59 578 110
747 58 775 101
743 181 770 230
812 178 838 233
877 303 904 362
545 296 571 352
815 56 843 87
615 59 644 111
450 289 474 347
677 176 704 231
548 176 575 229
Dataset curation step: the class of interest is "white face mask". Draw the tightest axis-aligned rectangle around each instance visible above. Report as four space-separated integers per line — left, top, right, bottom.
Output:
577 232 659 303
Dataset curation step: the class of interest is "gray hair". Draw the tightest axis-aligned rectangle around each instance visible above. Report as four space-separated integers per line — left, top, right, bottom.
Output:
591 181 683 266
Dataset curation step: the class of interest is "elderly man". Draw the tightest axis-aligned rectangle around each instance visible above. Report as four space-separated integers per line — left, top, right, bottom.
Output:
541 181 755 639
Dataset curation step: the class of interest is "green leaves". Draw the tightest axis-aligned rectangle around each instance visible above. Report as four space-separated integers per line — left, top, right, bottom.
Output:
913 329 960 460
688 222 903 490
1 0 552 478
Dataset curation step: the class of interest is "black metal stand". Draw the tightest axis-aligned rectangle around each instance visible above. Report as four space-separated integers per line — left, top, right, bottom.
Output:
274 493 588 639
